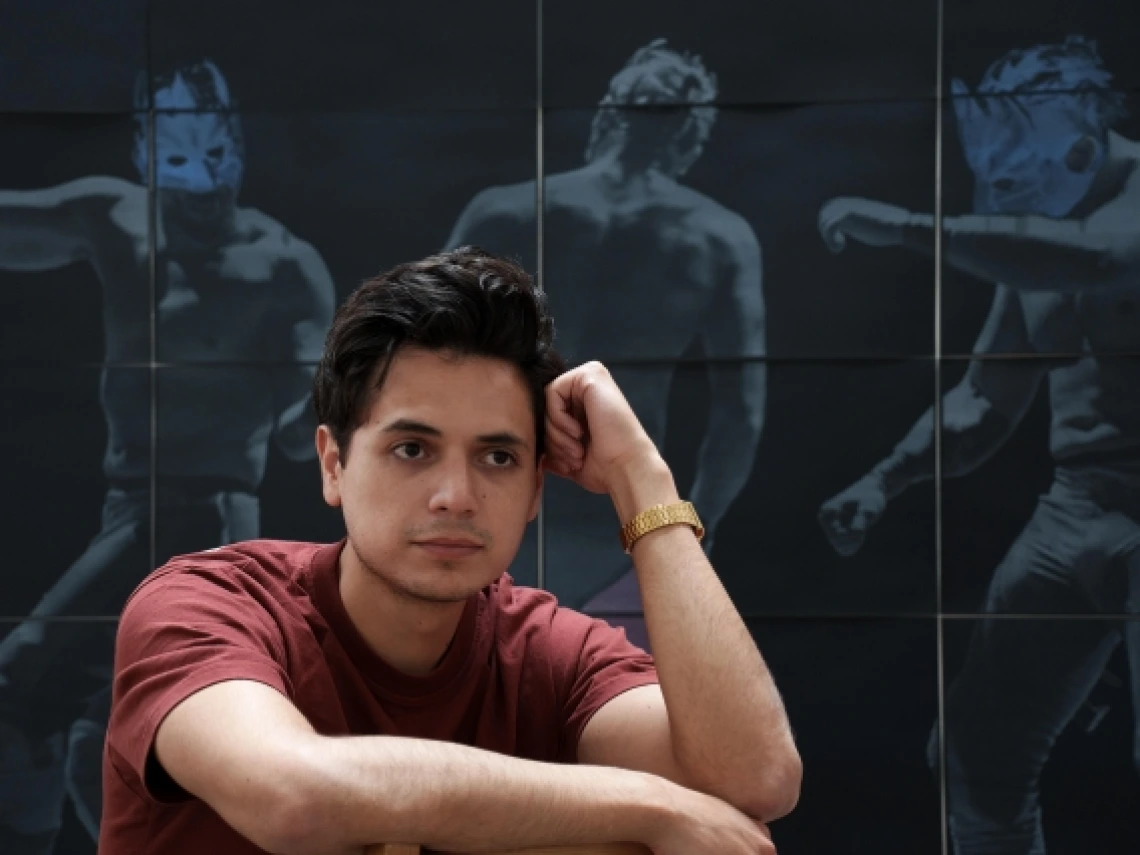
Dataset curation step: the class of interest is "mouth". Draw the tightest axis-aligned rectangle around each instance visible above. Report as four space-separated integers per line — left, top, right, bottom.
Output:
412 538 485 560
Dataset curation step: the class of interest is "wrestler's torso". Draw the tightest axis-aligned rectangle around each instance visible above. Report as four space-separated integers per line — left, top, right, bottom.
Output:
82 185 313 483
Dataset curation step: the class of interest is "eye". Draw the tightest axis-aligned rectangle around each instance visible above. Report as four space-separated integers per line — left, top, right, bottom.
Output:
393 442 426 461
166 155 188 166
483 449 517 468
206 145 225 159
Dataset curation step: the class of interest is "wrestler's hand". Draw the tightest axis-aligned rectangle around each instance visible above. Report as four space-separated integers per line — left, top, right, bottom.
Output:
819 197 911 253
543 362 674 507
817 473 888 557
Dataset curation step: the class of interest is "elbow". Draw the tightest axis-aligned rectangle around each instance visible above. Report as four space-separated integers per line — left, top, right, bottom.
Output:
240 780 328 855
236 751 349 855
737 749 803 822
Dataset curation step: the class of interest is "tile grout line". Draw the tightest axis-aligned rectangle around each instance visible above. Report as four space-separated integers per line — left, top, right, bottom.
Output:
535 0 546 592
146 6 158 580
933 0 949 852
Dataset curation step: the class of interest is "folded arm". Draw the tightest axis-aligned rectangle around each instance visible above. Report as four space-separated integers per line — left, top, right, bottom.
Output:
155 679 675 855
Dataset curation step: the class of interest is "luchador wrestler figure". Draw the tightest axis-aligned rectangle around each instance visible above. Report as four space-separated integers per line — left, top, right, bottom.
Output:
0 60 335 852
446 40 766 643
817 36 1140 854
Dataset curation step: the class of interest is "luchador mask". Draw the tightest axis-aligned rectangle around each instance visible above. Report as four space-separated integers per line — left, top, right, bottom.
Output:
132 61 246 195
953 79 1103 217
949 39 1118 218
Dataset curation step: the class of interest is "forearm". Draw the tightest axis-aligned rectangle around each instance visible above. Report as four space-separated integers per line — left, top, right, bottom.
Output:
690 382 765 532
274 733 672 855
900 212 1136 292
609 457 800 821
870 381 1019 495
868 406 936 499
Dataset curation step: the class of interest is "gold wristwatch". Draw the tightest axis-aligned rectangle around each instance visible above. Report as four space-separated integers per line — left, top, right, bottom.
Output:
619 501 704 554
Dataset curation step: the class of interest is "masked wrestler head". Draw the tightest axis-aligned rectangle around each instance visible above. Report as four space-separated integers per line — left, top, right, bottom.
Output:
133 60 246 233
951 35 1128 217
585 38 718 178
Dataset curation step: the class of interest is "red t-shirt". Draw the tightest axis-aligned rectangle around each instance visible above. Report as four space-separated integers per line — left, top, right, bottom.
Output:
100 539 658 854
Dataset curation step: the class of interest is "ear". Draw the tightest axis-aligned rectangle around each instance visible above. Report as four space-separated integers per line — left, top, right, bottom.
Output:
1065 135 1099 173
527 459 545 523
315 425 344 508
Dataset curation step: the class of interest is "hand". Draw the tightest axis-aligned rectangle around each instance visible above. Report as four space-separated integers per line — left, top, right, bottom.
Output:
818 197 911 253
543 362 662 496
817 473 888 557
646 784 776 855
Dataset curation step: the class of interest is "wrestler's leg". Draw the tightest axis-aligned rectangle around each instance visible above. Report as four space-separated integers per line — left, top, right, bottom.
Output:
0 489 147 853
65 684 112 842
1122 544 1140 776
938 488 1120 855
62 487 262 843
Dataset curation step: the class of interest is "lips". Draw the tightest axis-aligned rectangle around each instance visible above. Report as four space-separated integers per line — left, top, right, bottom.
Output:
413 537 484 560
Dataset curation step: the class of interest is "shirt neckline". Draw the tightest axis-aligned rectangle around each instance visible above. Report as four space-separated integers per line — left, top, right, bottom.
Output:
307 540 485 703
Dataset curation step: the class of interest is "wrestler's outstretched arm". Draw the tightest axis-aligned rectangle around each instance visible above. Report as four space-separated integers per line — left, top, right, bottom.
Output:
272 240 337 461
691 220 766 553
0 176 134 271
818 287 1046 556
818 192 1140 293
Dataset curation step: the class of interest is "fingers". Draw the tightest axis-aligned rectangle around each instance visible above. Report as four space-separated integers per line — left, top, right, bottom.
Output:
544 417 585 474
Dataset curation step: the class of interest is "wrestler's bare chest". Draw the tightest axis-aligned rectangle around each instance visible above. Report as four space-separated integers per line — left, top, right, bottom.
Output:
155 242 289 362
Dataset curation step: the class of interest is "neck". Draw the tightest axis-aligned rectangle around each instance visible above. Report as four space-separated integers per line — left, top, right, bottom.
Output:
586 148 670 190
159 208 241 256
338 540 467 676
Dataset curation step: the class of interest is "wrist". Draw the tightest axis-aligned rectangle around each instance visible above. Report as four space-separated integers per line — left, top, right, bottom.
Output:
622 771 685 850
607 450 679 524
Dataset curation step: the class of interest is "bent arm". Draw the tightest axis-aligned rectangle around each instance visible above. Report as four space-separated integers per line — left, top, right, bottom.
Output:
900 208 1140 293
156 680 673 855
0 176 129 271
692 225 766 535
273 241 336 461
870 287 1045 497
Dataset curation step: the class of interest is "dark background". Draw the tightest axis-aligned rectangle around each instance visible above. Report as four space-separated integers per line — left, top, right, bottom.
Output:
2 0 1139 852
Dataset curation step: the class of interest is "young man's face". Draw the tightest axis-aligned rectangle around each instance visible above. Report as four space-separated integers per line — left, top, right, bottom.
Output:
318 346 543 603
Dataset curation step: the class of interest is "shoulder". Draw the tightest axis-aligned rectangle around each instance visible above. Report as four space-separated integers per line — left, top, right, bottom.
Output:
461 181 539 223
678 190 759 256
485 577 629 659
123 539 323 620
60 175 140 204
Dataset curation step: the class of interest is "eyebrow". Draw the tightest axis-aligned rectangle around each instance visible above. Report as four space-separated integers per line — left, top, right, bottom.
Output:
381 418 530 449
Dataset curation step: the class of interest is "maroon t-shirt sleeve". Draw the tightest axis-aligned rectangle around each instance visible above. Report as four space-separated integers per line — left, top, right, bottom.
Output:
553 608 660 763
106 564 292 802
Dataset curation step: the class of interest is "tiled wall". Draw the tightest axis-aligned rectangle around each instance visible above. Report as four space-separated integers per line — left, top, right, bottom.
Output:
2 1 1140 852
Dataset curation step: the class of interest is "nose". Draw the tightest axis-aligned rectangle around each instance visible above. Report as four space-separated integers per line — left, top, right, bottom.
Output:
427 455 479 515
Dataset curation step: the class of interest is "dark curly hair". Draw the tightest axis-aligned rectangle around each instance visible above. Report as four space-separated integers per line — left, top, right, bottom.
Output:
585 38 719 178
313 246 566 461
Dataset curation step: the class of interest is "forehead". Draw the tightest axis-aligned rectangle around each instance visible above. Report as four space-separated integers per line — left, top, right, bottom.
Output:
364 348 535 436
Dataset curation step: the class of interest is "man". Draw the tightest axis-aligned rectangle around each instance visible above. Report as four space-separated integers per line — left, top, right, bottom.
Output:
816 36 1140 854
446 40 765 642
0 59 335 852
99 247 800 854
